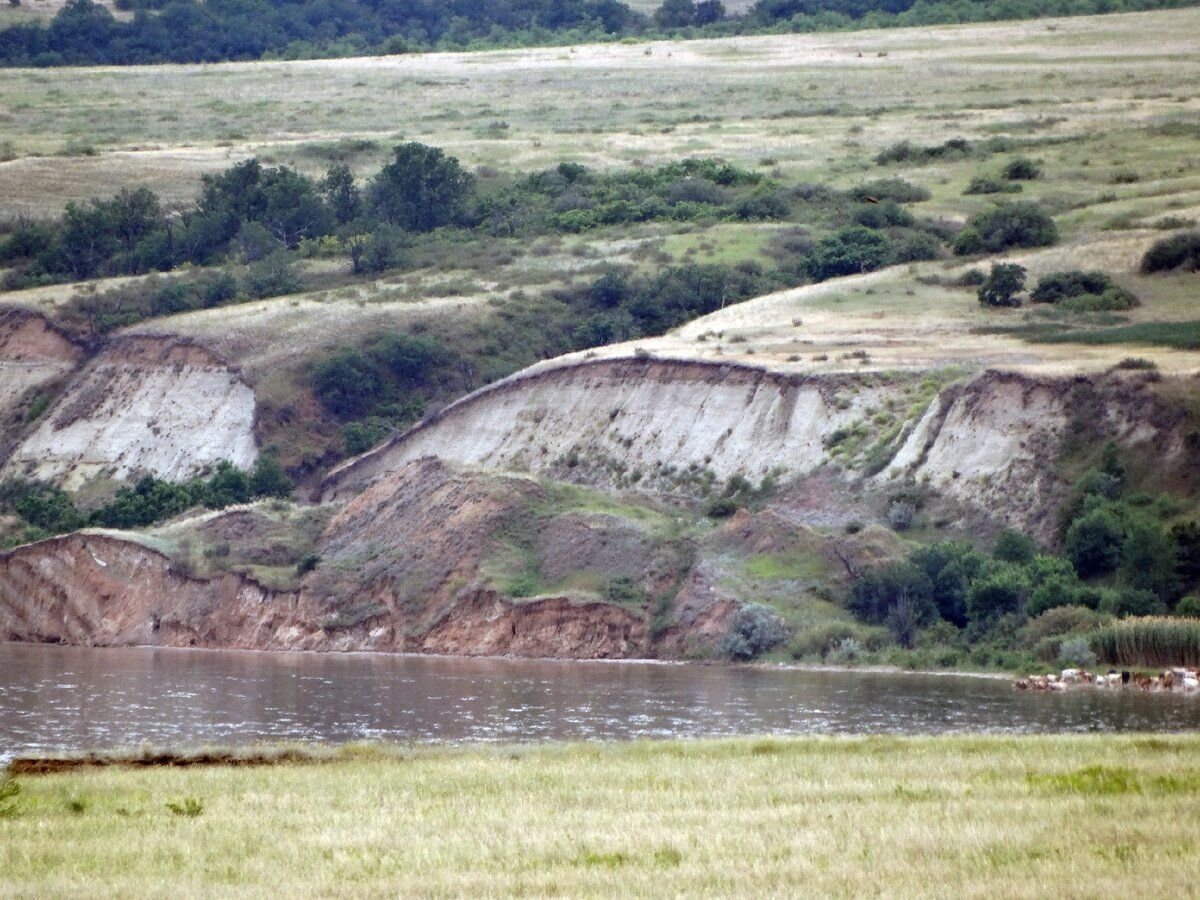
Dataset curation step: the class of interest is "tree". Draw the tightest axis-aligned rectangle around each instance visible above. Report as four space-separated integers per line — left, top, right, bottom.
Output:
993 528 1035 564
1065 508 1124 578
1121 522 1180 602
966 565 1029 624
57 200 118 279
848 562 935 626
1171 520 1200 584
369 143 474 232
694 0 725 24
977 263 1026 308
322 162 361 225
250 455 292 499
313 349 383 418
654 0 696 27
953 202 1058 255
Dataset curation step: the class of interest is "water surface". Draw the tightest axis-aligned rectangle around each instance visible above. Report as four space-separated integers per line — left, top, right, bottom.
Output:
3 642 1199 756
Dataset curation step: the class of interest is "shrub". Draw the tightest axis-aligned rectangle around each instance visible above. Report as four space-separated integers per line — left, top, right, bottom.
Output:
1002 157 1042 180
805 226 892 281
952 202 1058 255
719 604 788 660
849 179 931 204
0 778 20 818
1023 605 1107 646
1030 270 1113 303
1059 287 1139 312
887 500 915 531
1140 231 1200 273
312 349 384 418
165 797 204 817
249 456 292 499
977 263 1026 308
1058 635 1096 668
1176 596 1200 617
892 232 942 262
963 175 1021 196
852 201 913 229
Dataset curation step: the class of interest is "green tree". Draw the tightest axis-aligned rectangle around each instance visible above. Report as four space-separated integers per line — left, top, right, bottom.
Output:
322 162 361 225
654 0 696 27
250 455 292 499
202 461 251 508
966 565 1029 624
992 528 1035 564
313 349 384 418
369 143 475 232
57 200 118 279
977 262 1026 308
1065 508 1125 578
1121 522 1181 602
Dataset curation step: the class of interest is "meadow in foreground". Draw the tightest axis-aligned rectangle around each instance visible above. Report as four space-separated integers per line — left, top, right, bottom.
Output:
3 734 1200 897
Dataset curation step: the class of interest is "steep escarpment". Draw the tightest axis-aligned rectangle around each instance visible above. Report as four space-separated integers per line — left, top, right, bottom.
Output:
324 358 908 493
0 309 84 455
1 334 257 490
0 530 648 658
324 358 1190 540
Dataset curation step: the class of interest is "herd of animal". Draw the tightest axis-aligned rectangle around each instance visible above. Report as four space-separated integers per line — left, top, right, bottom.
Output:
1014 668 1200 692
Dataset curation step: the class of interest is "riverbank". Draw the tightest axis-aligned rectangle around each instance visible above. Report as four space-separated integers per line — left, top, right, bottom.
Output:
4 734 1200 896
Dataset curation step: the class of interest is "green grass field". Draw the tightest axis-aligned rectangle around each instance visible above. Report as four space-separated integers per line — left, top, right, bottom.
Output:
3 735 1200 897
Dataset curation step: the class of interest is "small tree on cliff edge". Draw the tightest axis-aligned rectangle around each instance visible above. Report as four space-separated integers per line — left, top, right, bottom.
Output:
978 262 1026 308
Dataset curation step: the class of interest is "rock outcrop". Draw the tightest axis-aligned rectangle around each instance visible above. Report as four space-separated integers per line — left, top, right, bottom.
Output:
323 358 1188 539
2 335 257 489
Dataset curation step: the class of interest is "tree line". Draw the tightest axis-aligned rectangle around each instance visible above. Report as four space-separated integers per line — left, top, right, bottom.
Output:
0 0 1193 66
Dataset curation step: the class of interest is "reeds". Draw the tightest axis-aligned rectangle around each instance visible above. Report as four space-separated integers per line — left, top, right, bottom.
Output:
1092 616 1200 668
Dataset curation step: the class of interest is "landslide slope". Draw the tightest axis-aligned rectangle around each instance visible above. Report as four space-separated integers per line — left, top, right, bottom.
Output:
0 458 896 658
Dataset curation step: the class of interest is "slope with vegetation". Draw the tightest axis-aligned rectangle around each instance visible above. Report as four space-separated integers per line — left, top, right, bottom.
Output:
2 11 1200 667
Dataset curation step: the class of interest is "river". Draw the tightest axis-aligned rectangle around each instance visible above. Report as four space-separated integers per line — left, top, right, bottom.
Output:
3 642 1199 755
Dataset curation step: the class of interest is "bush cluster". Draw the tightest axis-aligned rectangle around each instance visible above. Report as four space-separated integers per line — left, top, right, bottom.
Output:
844 449 1200 661
1140 231 1200 274
1 458 291 542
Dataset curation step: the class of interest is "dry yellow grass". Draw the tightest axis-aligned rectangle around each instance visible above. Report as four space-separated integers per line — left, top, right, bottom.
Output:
3 734 1200 897
2 9 1199 215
